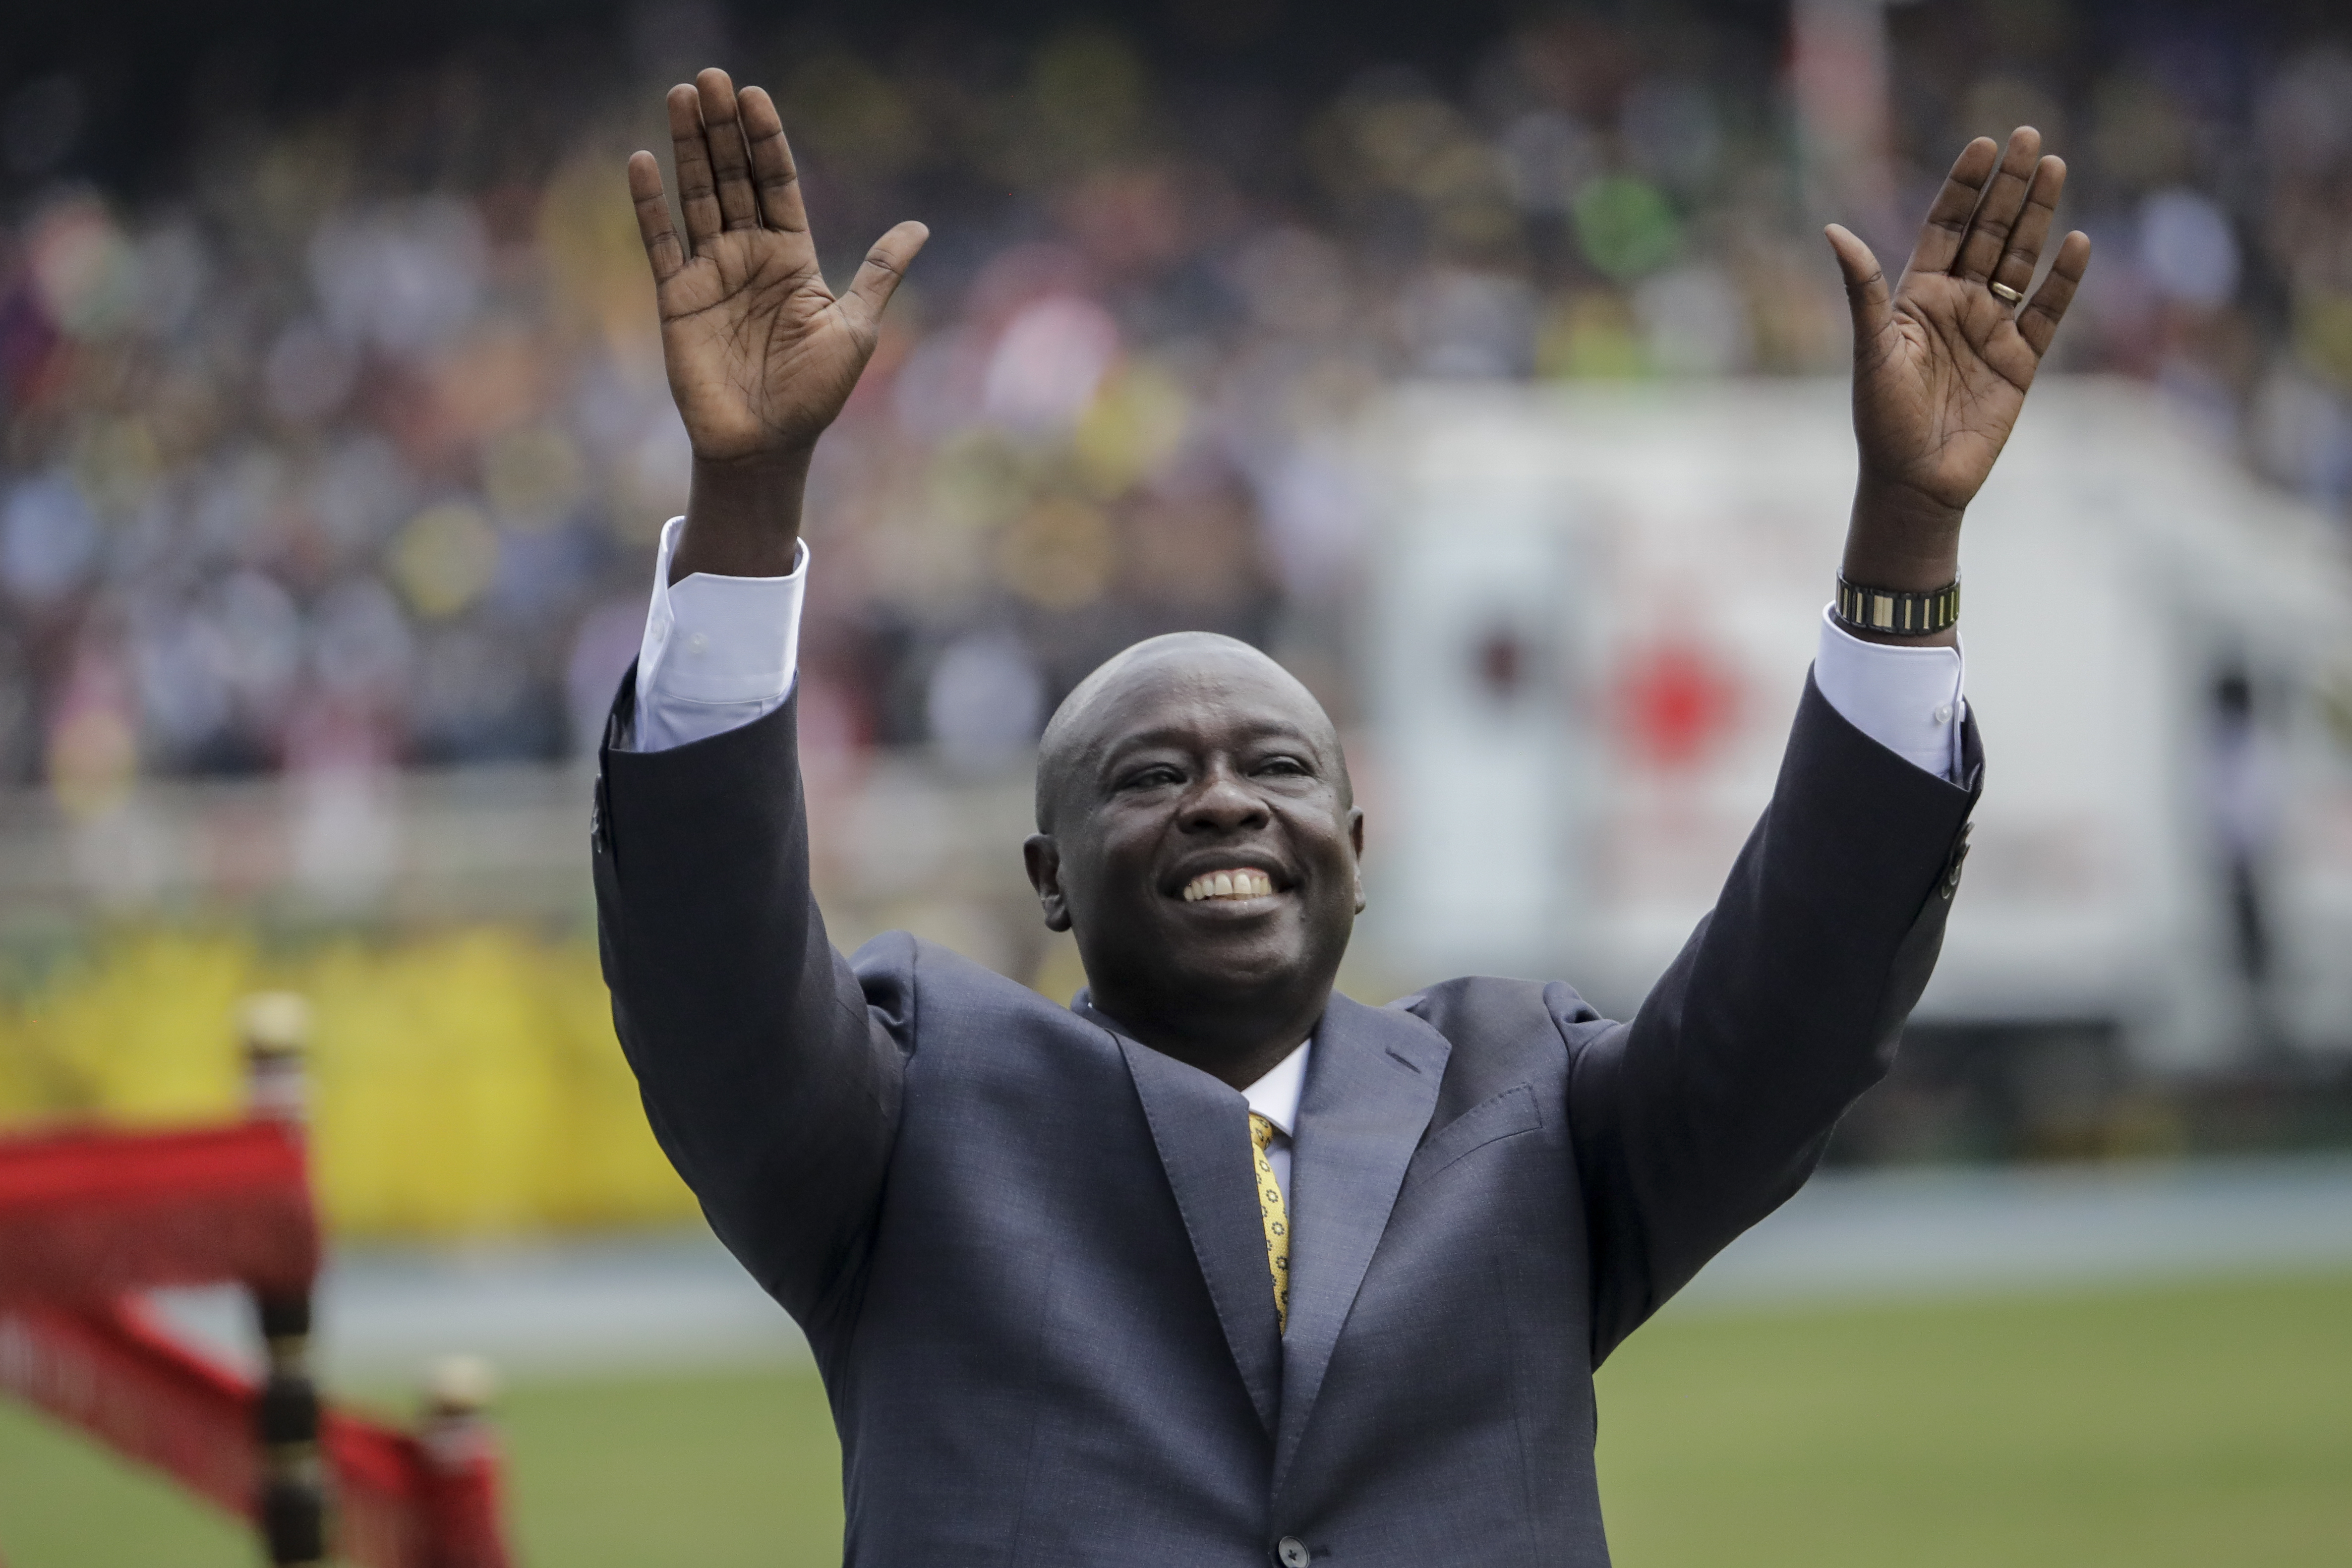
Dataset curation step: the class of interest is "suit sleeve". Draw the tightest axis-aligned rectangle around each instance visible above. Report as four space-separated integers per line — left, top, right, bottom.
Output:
591 671 909 1333
1565 671 1979 1364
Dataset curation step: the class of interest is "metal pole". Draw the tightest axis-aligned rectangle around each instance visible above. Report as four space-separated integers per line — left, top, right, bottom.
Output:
243 992 326 1568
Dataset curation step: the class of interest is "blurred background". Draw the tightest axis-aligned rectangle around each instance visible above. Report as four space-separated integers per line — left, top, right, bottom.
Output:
0 0 2349 1563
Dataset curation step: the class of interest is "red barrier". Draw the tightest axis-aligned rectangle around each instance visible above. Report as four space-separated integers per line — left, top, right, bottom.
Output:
0 1120 319 1306
0 1298 510 1568
0 1298 256 1517
0 993 513 1565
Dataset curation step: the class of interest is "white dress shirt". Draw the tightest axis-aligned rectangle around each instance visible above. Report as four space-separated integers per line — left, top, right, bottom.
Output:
631 519 811 752
1241 1040 1311 1206
1809 604 1966 780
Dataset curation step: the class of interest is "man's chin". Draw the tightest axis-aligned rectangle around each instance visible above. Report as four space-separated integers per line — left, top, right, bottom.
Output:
1164 934 1342 1007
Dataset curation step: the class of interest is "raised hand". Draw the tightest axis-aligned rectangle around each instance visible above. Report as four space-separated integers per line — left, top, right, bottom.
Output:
630 68 928 579
1826 128 2091 629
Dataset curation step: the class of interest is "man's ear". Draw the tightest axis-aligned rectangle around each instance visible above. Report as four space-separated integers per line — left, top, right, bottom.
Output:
1349 808 1367 914
1023 834 1072 932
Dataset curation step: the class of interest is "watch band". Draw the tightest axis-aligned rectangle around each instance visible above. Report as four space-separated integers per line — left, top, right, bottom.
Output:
1834 574 1960 638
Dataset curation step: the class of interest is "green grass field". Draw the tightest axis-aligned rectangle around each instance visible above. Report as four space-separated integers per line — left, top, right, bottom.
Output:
3 1272 2347 1566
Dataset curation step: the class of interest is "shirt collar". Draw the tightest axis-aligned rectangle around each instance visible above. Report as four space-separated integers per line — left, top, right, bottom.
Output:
1241 1039 1311 1138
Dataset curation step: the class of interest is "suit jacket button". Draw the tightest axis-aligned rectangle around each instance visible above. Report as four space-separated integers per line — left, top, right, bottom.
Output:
1277 1537 1311 1567
1940 821 1974 900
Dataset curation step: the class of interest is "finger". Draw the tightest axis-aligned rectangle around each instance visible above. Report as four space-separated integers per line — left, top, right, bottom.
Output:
2016 230 2092 358
1989 155 2067 303
627 151 686 284
842 222 931 330
739 87 810 235
1826 224 1893 353
1902 137 2000 279
1952 126 2044 284
667 83 723 248
695 67 761 231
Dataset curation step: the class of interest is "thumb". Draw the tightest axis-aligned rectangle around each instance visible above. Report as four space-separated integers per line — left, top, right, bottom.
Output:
1824 224 1893 351
843 221 930 330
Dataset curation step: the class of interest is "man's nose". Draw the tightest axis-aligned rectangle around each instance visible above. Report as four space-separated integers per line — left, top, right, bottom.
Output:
1179 767 1269 832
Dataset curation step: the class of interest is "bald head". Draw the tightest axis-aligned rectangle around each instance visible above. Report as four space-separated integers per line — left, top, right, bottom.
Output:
1035 633 1347 832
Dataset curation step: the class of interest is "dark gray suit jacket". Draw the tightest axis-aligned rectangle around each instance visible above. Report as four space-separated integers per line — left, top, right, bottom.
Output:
592 673 1978 1566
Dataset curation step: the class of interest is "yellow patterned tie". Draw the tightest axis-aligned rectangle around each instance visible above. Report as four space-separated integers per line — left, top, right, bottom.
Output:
1249 1113 1291 1332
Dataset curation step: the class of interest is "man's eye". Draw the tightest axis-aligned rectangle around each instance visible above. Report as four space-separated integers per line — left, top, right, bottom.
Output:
1125 767 1182 789
1257 757 1308 777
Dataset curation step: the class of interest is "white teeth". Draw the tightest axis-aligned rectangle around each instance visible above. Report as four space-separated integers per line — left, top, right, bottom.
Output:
1181 870 1278 902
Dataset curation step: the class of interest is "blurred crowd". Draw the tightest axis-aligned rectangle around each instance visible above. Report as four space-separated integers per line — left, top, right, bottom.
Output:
2 3 2350 799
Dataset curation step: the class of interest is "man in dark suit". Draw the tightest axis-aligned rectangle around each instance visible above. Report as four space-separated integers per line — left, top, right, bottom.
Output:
595 68 2089 1566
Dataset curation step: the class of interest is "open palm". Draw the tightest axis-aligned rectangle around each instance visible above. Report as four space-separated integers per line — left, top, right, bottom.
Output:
629 70 927 464
1829 128 2092 519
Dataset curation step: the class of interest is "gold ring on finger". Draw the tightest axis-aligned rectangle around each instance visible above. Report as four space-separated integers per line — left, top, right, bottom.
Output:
1989 280 2024 305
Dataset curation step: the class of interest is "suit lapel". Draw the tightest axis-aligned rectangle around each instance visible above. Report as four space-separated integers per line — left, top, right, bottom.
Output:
1090 1000 1284 1436
1273 992 1451 1493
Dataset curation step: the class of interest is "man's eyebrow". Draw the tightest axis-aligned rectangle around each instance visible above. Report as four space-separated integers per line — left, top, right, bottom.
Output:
1096 721 1325 770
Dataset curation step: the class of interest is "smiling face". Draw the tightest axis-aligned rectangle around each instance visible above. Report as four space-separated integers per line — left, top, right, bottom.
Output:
1024 634 1363 1086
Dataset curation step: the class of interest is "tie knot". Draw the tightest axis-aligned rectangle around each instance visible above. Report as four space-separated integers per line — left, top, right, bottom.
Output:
1249 1112 1276 1153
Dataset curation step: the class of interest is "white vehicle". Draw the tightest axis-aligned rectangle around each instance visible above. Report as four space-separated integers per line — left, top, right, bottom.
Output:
1361 377 2352 1071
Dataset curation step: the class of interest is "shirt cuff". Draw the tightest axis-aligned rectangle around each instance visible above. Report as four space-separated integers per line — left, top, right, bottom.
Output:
1810 606 1965 782
627 516 808 753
